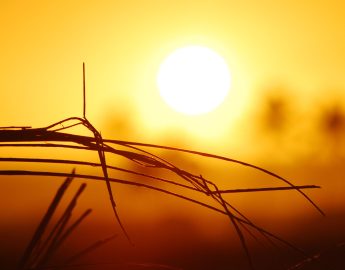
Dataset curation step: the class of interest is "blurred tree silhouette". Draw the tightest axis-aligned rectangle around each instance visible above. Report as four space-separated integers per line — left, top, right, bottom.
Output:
318 101 345 159
258 86 293 137
264 95 288 132
320 104 345 139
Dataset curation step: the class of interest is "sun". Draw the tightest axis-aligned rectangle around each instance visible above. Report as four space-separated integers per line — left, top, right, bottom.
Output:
157 45 231 115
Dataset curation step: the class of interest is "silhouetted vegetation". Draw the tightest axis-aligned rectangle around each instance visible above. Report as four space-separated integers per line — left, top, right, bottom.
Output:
0 66 333 270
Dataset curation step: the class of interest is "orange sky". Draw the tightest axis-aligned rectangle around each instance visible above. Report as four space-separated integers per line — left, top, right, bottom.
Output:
1 0 344 204
1 0 345 213
1 2 345 268
1 0 345 146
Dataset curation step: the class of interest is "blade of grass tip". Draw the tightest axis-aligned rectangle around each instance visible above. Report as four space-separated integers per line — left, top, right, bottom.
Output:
91 127 132 244
17 170 75 270
212 185 321 194
239 216 280 250
50 209 92 256
213 187 255 270
217 194 304 254
239 222 290 270
219 197 285 255
62 234 117 266
225 208 254 270
236 214 290 266
200 177 255 269
220 189 309 256
216 184 306 255
36 183 87 267
237 220 264 247
237 216 308 256
83 62 86 119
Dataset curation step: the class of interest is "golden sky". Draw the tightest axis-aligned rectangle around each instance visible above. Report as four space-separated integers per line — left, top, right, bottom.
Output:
1 0 345 207
1 0 345 146
1 2 345 268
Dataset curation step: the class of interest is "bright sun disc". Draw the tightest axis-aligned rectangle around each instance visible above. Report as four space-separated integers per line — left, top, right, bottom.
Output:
157 45 231 115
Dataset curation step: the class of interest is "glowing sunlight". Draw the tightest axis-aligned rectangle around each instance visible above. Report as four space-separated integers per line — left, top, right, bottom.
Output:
157 46 231 115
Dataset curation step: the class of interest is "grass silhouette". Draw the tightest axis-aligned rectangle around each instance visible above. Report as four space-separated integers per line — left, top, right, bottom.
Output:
0 63 324 269
15 172 185 270
0 117 323 269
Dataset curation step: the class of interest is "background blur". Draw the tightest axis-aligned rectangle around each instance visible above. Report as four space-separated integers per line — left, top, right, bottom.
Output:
1 1 344 269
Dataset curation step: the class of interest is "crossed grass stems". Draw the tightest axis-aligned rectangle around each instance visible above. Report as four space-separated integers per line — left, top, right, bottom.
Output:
0 115 324 270
0 63 324 269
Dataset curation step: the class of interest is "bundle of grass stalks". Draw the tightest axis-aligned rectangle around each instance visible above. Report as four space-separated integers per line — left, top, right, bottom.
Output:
0 63 324 269
0 115 323 270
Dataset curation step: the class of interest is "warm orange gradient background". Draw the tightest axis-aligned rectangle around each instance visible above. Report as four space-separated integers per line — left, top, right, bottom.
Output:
1 1 345 269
